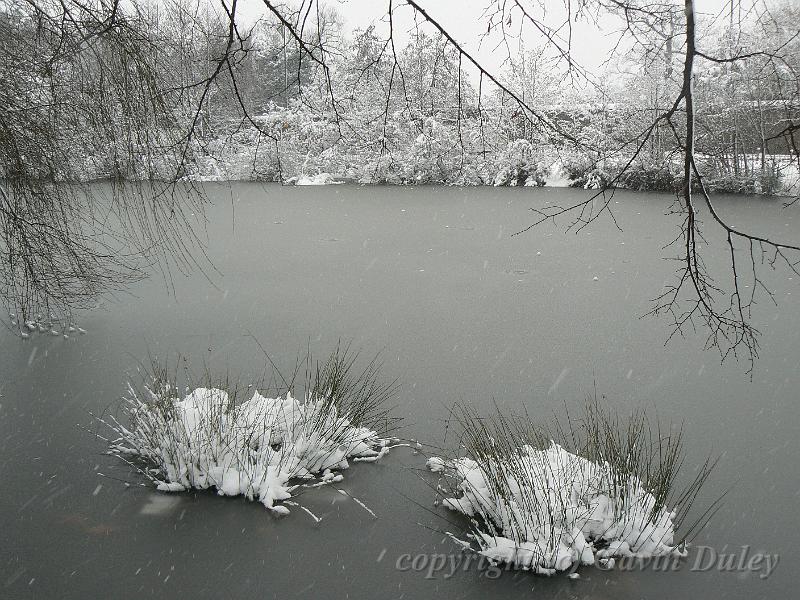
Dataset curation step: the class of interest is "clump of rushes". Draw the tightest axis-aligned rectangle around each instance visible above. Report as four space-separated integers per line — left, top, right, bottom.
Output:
426 395 721 576
98 345 400 517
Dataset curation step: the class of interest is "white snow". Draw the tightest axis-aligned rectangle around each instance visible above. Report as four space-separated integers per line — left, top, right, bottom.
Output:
107 387 391 516
11 317 86 339
546 162 571 187
294 173 343 186
427 442 685 575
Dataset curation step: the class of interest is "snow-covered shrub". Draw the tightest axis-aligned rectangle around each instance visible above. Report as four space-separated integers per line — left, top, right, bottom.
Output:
561 153 682 192
427 399 717 576
207 127 280 181
102 348 399 517
248 101 346 182
702 172 781 195
360 153 404 184
397 117 459 184
614 160 679 192
560 153 610 189
492 139 547 187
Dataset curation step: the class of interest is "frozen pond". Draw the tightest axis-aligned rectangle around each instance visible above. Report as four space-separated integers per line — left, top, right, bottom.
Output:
1 183 798 598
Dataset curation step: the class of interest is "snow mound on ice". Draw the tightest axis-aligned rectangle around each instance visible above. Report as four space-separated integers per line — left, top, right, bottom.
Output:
107 387 390 516
427 442 685 575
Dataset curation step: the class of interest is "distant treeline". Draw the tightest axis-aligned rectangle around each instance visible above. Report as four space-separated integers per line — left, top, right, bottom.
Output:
4 1 798 195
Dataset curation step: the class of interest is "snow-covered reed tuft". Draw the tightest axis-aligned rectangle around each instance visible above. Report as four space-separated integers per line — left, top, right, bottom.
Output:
101 347 399 516
427 397 719 576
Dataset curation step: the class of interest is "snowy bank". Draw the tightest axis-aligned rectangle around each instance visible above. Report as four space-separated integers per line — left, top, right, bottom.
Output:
291 173 343 186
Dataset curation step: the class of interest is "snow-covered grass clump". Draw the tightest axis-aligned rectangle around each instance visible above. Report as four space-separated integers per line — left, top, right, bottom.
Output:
103 348 398 517
427 399 717 576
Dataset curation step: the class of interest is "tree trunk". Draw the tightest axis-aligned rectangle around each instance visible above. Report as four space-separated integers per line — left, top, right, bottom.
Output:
683 0 696 200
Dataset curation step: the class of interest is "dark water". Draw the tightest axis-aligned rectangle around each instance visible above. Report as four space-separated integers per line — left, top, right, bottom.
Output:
1 184 798 599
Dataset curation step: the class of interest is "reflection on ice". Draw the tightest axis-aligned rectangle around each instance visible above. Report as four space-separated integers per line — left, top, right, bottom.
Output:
140 493 182 516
